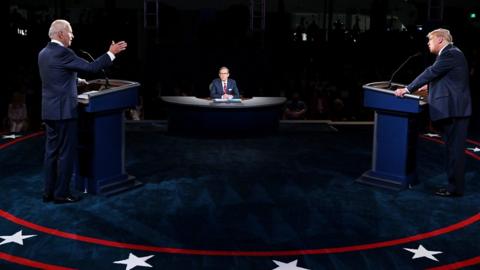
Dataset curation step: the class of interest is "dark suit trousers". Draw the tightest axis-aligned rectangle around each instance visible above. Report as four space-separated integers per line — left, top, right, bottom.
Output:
44 119 78 198
436 117 469 195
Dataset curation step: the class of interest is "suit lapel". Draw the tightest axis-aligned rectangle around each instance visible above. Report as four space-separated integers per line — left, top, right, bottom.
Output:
218 80 223 91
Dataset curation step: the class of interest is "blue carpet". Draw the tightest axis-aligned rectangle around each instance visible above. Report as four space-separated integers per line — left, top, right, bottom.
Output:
0 123 479 269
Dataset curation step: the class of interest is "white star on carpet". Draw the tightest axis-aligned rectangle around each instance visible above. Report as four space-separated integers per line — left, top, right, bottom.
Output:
0 230 36 246
404 244 443 261
2 134 22 139
424 133 441 138
467 147 480 153
113 253 154 270
272 259 310 270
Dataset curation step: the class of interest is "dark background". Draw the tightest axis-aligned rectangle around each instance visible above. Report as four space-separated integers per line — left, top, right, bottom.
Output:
3 0 480 130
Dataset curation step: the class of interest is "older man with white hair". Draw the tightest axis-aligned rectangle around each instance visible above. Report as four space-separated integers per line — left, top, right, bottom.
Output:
38 19 127 204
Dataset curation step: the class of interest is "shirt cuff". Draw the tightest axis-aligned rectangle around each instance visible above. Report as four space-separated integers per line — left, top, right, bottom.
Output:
107 51 115 61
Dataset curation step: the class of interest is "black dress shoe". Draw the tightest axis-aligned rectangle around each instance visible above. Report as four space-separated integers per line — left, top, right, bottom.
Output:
435 189 462 197
54 195 81 204
42 194 54 203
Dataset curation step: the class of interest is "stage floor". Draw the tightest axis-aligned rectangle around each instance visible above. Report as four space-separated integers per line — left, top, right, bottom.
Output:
0 122 479 270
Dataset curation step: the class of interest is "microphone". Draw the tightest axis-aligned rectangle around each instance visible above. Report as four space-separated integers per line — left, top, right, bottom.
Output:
79 49 110 89
387 52 421 89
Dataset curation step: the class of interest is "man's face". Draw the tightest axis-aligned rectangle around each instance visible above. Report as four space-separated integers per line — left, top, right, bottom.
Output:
59 24 74 47
219 69 229 81
427 35 443 55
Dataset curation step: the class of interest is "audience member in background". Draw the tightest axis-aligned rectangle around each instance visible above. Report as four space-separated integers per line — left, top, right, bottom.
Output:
127 96 143 120
331 96 346 121
8 92 28 133
209 66 240 99
284 92 307 120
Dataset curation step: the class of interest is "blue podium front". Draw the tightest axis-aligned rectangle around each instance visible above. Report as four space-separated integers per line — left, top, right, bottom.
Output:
77 79 142 195
357 81 426 190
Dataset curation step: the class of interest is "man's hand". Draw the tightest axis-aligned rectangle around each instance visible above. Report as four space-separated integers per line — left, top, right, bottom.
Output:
417 84 428 92
109 40 127 55
394 88 408 97
222 94 233 100
77 78 88 85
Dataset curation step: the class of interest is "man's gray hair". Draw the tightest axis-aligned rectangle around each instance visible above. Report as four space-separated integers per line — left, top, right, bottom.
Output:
219 66 229 73
48 19 70 38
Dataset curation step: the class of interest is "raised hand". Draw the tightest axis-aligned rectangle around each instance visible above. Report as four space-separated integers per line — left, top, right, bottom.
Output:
109 40 128 55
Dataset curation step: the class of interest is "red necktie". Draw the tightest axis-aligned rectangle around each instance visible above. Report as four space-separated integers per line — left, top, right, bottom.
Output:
223 82 227 94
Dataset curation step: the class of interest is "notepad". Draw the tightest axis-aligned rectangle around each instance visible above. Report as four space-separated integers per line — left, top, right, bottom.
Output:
213 98 242 103
78 91 99 100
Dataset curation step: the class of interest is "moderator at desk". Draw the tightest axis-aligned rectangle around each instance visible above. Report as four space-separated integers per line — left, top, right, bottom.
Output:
161 96 286 134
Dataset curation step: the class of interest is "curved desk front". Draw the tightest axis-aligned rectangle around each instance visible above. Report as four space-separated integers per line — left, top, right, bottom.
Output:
161 96 286 134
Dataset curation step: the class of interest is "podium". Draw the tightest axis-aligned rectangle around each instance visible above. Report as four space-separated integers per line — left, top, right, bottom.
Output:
356 81 426 190
76 79 142 195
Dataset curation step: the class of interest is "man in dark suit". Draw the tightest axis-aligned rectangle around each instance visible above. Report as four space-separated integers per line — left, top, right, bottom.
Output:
38 19 127 203
395 28 471 197
209 66 240 99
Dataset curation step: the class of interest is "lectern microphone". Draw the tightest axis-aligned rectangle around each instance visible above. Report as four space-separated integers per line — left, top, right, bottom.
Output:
387 52 421 89
79 49 110 89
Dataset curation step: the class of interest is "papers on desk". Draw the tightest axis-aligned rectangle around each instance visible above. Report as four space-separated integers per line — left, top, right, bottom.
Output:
213 98 242 103
78 91 99 100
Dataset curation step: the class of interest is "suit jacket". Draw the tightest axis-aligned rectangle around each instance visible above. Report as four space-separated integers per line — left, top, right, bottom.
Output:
210 78 240 99
38 42 112 120
407 44 471 121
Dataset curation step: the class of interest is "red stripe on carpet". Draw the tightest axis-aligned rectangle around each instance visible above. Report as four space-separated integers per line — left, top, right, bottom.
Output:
427 255 480 270
419 135 445 144
0 131 44 150
0 209 478 256
0 251 75 270
420 135 480 160
466 139 480 146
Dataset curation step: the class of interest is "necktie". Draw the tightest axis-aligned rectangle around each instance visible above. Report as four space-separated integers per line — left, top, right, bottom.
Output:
223 82 227 94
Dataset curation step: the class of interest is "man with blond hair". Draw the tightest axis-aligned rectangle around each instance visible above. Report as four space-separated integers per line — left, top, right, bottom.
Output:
395 28 471 197
38 19 127 203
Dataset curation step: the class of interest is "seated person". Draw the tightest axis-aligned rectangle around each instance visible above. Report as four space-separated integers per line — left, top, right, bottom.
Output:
210 66 240 99
283 92 307 119
8 92 28 133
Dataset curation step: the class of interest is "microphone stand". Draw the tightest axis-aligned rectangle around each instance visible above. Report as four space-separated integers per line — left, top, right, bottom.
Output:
79 49 110 89
387 52 421 89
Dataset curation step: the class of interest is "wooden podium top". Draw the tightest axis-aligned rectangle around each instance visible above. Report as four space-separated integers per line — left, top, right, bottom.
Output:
363 81 427 101
78 79 139 94
78 79 139 112
363 81 426 114
78 79 140 104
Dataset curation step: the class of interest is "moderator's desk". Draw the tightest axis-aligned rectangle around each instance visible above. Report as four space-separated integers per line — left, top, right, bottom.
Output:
161 96 286 134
